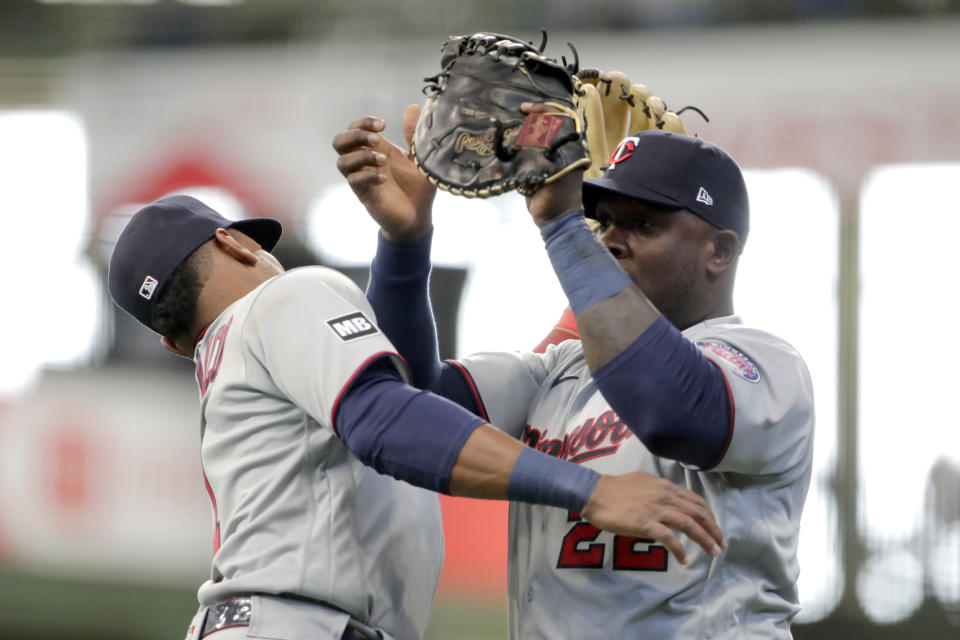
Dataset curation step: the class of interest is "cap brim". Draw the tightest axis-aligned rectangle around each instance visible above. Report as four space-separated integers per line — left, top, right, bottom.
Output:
228 218 283 251
582 178 685 218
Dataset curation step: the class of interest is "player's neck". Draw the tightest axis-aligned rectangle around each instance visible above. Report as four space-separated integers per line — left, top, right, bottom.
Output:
190 266 274 343
675 291 735 331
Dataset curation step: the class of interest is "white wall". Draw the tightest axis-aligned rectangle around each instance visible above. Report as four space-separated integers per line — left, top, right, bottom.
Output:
56 18 960 229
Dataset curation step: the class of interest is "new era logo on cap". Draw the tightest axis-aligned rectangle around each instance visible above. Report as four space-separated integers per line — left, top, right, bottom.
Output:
696 187 714 206
139 276 158 300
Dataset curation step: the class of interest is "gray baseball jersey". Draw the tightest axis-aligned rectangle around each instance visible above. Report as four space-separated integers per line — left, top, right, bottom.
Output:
191 266 443 640
458 315 814 639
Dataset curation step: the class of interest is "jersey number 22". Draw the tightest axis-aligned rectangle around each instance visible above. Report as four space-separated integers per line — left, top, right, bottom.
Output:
557 511 668 571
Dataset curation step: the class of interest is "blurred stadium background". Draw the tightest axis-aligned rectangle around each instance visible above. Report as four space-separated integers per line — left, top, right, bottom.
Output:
1 1 959 638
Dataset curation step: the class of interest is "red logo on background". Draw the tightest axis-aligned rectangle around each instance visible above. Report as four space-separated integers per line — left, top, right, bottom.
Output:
49 427 92 513
517 114 564 147
608 136 641 168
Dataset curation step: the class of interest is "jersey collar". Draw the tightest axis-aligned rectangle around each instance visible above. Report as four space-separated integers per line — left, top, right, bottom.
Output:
690 314 742 330
194 324 212 346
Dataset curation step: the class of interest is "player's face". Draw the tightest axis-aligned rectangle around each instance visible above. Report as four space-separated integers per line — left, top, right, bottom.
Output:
593 196 717 328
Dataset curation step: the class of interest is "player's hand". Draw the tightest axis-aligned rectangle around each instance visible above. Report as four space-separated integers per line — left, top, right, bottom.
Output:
520 102 586 227
332 105 437 242
581 472 727 565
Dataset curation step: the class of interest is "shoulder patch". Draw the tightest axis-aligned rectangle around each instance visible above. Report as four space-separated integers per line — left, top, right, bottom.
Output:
696 340 761 383
326 311 379 341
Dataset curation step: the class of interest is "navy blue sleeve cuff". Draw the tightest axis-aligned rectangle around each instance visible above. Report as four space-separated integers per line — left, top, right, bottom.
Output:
540 210 633 315
507 447 600 512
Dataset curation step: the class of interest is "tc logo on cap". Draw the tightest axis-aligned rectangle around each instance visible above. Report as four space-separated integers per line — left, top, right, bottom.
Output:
607 137 641 170
139 275 158 300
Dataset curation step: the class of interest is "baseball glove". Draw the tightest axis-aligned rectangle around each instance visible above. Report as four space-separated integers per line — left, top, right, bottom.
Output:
576 68 709 178
412 32 592 198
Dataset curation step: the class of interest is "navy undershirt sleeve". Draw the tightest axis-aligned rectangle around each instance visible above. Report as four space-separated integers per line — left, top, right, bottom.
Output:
366 231 440 389
335 358 484 494
366 231 481 415
591 316 734 469
338 359 600 510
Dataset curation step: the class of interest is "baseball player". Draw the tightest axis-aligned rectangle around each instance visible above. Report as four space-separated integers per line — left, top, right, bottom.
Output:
333 107 815 638
107 195 725 640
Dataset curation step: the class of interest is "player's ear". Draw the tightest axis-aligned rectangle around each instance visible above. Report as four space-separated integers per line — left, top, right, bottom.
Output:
213 228 258 266
161 335 193 359
706 229 739 277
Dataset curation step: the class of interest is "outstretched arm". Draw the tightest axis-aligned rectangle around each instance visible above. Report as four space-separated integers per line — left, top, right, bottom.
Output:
523 108 733 468
334 110 478 407
366 231 439 388
336 358 725 564
525 167 660 368
332 108 436 244
333 110 436 377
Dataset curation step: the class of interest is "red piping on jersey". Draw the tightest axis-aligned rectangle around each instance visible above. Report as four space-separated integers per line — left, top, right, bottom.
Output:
194 324 212 346
202 468 221 554
200 622 248 638
330 351 405 437
444 359 490 423
702 358 736 471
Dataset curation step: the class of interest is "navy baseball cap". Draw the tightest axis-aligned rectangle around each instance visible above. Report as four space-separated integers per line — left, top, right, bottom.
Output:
583 130 749 247
108 194 282 331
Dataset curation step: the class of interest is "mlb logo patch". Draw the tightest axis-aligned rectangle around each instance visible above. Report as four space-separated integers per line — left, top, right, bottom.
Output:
696 340 761 383
326 311 379 342
139 275 158 300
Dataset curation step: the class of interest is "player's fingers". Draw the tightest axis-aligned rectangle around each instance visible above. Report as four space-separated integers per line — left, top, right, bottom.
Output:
346 116 386 134
345 168 387 195
401 104 420 152
661 511 722 558
332 127 383 155
684 502 726 551
336 149 387 178
670 485 710 510
645 523 687 565
646 476 708 508
662 487 726 551
520 101 551 114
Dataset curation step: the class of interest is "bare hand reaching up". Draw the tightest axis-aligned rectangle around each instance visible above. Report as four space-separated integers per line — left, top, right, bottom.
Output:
332 105 437 242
